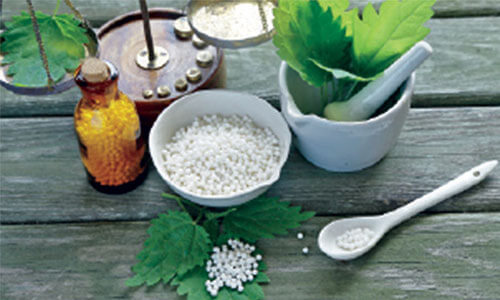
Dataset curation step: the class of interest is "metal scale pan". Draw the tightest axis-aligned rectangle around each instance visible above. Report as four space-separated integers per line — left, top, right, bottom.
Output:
187 0 277 49
0 28 98 96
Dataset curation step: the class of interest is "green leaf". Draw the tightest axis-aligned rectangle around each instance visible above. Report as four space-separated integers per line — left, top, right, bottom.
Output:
172 265 267 300
172 267 212 300
203 217 220 243
0 11 89 87
273 0 351 87
216 282 264 300
203 209 237 243
317 0 358 36
318 0 350 14
255 272 270 284
352 0 435 77
126 211 211 287
311 58 381 82
223 197 315 242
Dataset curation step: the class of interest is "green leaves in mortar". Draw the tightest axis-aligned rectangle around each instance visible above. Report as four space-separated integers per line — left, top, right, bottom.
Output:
273 0 351 87
0 11 89 87
126 194 315 299
351 0 436 78
273 0 436 117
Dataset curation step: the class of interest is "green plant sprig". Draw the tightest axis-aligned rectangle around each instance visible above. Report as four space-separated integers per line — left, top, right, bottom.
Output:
126 193 315 300
273 0 436 119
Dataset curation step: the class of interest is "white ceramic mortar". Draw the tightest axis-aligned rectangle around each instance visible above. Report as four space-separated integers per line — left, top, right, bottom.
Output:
279 62 415 172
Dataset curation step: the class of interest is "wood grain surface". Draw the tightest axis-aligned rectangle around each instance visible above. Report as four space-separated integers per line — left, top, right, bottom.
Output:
2 17 500 118
1 107 499 224
1 214 499 300
1 1 500 299
2 0 500 27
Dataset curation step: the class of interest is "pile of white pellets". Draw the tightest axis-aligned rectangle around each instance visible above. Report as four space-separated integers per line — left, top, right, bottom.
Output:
336 228 374 251
161 114 281 196
205 239 262 296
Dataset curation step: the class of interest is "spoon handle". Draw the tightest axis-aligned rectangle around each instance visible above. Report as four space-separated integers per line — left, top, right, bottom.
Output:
383 160 498 229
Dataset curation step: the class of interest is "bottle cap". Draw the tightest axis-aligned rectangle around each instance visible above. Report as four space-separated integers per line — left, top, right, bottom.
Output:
81 58 110 83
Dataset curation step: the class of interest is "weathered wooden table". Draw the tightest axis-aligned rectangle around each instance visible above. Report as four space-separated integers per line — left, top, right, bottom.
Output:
1 1 500 299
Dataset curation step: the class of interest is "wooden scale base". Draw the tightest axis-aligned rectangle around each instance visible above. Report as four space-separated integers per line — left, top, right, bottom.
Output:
97 8 226 129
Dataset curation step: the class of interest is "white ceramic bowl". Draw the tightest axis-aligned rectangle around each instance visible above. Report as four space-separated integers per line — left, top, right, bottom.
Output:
280 62 415 172
149 90 292 207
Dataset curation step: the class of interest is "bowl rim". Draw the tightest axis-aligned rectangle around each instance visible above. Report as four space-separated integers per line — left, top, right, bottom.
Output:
149 89 291 205
279 61 416 128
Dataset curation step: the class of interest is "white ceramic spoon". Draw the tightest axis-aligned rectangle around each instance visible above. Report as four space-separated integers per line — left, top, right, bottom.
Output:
318 160 498 260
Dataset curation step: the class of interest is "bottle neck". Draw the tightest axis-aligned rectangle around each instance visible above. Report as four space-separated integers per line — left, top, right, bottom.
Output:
74 60 120 108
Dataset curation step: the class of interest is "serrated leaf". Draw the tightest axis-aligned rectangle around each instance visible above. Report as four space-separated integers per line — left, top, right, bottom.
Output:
311 59 381 82
273 0 351 87
223 197 315 242
352 0 435 77
172 265 267 300
172 267 212 300
257 260 267 272
317 0 358 36
318 0 350 13
0 11 89 87
216 281 265 300
255 272 270 284
203 209 237 243
203 218 220 243
126 211 211 287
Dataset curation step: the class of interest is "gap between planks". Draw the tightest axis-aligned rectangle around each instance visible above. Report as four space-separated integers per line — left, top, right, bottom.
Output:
1 213 499 300
1 107 499 224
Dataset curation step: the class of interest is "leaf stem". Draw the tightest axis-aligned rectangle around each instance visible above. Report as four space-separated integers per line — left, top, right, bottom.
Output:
206 208 237 221
332 78 338 103
175 196 188 213
162 193 202 213
194 208 207 224
336 78 346 102
162 193 188 214
343 80 359 101
320 83 328 108
53 0 61 15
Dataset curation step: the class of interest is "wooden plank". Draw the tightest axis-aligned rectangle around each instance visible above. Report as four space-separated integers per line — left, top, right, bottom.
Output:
354 0 500 18
1 214 499 299
1 107 499 224
2 0 500 28
1 16 500 118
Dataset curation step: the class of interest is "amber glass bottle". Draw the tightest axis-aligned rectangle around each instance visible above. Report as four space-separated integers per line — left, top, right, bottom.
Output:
74 58 147 194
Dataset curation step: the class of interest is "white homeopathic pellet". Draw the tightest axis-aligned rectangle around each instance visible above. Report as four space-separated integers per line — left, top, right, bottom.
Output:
161 114 281 196
205 239 262 296
335 228 375 251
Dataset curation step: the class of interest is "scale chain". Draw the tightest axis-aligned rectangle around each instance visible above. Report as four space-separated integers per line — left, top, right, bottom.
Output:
257 0 269 38
64 0 91 30
25 0 54 88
